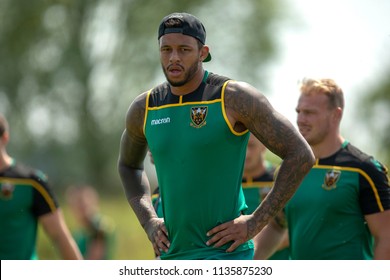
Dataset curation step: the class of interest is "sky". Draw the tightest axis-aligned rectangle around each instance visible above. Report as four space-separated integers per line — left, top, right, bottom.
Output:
267 0 390 157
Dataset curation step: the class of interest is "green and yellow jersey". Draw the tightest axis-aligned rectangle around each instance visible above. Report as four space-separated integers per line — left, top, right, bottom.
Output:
242 163 290 260
241 162 275 214
144 71 253 260
286 141 390 259
0 160 59 260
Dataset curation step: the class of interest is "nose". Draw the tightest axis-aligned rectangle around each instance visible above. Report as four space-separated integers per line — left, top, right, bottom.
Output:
169 49 180 63
296 111 306 126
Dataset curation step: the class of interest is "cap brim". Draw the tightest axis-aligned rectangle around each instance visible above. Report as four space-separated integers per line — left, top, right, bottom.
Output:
203 53 211 62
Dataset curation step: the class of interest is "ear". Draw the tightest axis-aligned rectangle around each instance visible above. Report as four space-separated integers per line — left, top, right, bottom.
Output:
334 107 343 122
200 45 209 62
1 131 10 145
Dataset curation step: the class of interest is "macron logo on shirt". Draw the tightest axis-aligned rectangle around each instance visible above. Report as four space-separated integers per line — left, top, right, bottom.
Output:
151 117 171 126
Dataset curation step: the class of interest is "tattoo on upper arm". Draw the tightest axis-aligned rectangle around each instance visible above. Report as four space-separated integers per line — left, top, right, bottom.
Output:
119 94 149 167
126 94 148 142
225 82 297 157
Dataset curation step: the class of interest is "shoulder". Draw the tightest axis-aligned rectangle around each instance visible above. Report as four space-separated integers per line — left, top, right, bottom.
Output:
124 90 151 134
223 80 273 128
126 82 170 120
340 143 388 178
6 163 55 203
206 72 231 86
126 91 148 117
224 80 269 108
340 144 390 214
225 80 255 94
7 162 49 184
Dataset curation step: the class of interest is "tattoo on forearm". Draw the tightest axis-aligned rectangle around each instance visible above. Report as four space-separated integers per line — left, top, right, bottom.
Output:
129 195 157 228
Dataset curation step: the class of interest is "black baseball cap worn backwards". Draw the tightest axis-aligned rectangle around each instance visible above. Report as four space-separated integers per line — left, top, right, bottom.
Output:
158 12 211 62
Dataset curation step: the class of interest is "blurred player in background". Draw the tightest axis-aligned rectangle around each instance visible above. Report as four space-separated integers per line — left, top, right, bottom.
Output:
0 113 82 260
66 184 116 259
242 133 289 260
255 78 390 259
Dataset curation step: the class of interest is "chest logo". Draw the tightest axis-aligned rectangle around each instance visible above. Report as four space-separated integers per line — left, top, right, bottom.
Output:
322 169 341 190
190 107 208 128
1 182 15 200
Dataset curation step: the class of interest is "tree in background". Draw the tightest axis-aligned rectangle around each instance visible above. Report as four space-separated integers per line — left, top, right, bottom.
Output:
358 61 390 166
0 0 291 192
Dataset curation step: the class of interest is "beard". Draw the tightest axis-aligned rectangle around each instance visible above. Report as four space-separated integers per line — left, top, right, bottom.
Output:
162 60 200 87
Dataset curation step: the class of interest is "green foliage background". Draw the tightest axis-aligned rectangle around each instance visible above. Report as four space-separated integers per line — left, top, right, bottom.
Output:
2 0 389 260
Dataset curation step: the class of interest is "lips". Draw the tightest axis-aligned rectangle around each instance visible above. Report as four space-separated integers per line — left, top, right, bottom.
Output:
168 65 183 74
168 70 183 79
170 69 182 75
298 125 310 135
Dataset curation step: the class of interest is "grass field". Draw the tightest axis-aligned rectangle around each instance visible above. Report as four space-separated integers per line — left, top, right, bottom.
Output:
37 195 155 260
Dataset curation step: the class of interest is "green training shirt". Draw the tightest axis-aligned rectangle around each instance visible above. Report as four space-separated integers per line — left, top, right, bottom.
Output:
0 160 59 260
285 141 390 259
144 71 253 259
241 162 275 214
242 163 290 260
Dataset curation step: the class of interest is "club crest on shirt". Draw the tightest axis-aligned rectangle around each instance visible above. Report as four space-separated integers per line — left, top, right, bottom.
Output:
0 182 15 199
190 106 208 128
322 169 341 190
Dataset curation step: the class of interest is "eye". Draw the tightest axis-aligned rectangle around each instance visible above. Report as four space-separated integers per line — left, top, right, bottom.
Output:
160 46 171 52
